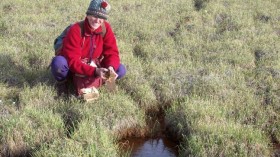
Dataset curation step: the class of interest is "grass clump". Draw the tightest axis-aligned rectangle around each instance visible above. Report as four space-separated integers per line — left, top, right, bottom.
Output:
166 97 271 157
33 120 118 157
0 107 64 156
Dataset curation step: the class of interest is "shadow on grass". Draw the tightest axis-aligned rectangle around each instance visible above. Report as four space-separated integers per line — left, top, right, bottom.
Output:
0 53 54 89
1 147 32 157
215 13 239 34
250 48 280 151
60 107 82 138
0 21 8 37
194 0 209 11
271 134 280 157
253 49 279 106
255 13 271 23
1 143 41 157
133 44 148 61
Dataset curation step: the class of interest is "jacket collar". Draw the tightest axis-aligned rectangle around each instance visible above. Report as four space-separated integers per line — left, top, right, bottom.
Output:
84 17 103 36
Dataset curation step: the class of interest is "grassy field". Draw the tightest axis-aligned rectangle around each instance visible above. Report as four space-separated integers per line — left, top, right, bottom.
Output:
0 0 279 156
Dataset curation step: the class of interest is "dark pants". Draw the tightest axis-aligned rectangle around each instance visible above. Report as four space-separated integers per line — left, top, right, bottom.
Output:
51 56 126 81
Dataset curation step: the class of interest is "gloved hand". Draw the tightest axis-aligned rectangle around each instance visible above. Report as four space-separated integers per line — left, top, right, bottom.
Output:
95 67 109 79
107 66 118 81
104 66 118 92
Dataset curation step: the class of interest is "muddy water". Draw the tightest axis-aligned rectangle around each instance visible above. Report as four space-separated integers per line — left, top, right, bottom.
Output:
274 143 280 156
118 108 179 156
119 137 178 157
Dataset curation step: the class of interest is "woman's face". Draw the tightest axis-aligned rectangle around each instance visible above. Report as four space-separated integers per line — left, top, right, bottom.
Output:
87 15 104 30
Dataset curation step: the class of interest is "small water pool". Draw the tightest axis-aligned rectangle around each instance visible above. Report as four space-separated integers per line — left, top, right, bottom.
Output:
119 137 178 157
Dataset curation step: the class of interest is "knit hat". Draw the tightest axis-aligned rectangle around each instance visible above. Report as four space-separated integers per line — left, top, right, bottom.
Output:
86 0 111 20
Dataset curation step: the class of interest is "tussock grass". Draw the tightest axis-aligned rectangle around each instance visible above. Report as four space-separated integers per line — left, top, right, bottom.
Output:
0 0 279 156
166 97 271 156
33 120 118 157
1 106 64 156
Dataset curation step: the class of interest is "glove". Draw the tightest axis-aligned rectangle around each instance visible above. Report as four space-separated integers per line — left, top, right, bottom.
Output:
107 66 118 81
104 66 118 92
95 67 109 79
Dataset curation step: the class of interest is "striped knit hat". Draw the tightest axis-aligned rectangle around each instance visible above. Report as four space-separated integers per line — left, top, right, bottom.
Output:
86 0 111 20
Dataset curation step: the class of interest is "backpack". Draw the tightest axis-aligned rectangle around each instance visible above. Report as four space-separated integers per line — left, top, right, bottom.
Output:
53 21 106 55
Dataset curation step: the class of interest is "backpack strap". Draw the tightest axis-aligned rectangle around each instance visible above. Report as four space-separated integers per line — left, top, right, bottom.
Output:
98 23 107 61
78 21 86 48
101 22 106 38
78 21 85 37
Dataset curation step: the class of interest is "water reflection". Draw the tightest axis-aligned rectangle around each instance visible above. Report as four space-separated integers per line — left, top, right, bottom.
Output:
120 137 178 157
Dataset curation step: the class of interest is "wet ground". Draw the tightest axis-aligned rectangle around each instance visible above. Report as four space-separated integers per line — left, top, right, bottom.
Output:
118 107 179 157
119 137 178 157
274 143 280 157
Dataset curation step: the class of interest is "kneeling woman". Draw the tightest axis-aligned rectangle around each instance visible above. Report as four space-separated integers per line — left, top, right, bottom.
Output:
51 0 126 101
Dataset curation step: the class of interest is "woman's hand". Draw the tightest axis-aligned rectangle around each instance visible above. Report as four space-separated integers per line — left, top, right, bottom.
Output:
107 66 118 80
95 67 109 79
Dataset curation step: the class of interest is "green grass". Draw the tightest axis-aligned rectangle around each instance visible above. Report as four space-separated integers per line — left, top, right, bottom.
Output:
0 0 279 156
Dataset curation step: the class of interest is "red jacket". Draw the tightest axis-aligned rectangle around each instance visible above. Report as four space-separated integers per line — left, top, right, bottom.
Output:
61 17 120 77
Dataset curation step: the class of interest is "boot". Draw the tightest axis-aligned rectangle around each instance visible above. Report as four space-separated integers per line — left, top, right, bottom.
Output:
55 80 69 97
